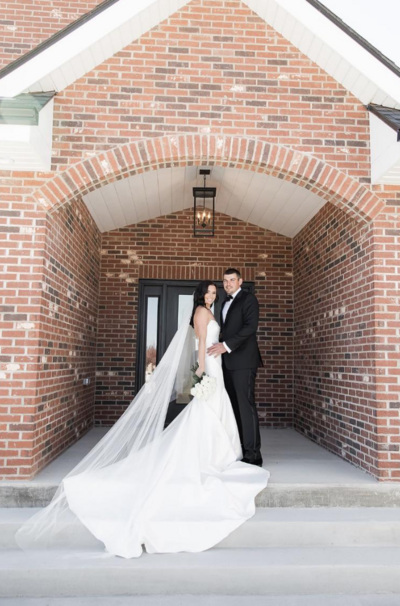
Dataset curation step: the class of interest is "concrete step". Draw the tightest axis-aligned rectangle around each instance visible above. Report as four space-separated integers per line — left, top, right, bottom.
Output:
3 507 400 550
219 507 400 548
2 596 400 606
2 481 400 508
2 546 400 598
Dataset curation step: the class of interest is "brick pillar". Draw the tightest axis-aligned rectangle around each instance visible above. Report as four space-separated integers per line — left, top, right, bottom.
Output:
0 198 46 479
371 195 400 480
0 198 101 480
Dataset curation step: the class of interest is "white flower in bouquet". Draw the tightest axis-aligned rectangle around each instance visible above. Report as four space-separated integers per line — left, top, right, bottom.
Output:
190 374 217 401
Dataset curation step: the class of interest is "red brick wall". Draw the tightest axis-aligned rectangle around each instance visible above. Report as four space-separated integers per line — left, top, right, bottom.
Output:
96 210 294 427
31 200 101 477
0 195 46 478
0 199 100 479
0 0 105 69
293 203 378 477
370 189 400 480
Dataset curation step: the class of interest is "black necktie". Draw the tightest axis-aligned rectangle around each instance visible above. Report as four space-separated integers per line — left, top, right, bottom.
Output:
226 295 233 301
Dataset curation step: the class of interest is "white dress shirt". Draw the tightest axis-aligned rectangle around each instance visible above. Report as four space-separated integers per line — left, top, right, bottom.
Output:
222 288 241 353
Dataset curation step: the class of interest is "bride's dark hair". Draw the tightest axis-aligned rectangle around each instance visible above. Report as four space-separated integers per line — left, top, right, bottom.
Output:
190 280 219 327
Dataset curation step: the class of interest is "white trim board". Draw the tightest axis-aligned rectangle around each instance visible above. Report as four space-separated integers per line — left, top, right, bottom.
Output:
370 112 400 184
0 98 54 171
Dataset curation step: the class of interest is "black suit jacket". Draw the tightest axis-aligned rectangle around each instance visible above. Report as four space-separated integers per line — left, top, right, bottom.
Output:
220 289 263 370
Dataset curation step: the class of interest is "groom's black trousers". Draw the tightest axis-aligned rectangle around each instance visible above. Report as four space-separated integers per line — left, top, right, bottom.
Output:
222 367 262 462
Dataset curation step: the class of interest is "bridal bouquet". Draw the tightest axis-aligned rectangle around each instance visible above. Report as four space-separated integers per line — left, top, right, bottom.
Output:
190 363 217 401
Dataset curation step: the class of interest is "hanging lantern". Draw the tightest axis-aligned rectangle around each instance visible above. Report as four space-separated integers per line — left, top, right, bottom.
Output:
193 169 216 237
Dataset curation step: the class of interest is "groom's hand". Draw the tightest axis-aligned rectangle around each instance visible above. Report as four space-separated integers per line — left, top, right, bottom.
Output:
207 343 227 357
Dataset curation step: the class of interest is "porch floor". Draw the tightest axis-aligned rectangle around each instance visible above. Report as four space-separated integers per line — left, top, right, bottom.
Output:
32 427 375 486
3 428 400 508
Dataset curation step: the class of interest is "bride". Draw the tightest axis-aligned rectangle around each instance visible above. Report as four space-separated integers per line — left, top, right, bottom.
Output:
16 281 269 558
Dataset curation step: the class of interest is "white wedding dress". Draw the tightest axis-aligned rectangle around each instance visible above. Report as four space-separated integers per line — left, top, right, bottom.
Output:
61 319 269 558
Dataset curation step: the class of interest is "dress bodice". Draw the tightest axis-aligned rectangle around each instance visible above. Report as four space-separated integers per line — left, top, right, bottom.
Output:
204 319 222 376
206 319 220 347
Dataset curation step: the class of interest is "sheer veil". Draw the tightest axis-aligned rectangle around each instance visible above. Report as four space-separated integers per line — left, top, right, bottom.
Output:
16 303 197 550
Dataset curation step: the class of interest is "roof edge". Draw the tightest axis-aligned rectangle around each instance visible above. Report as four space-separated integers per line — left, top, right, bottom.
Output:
305 0 400 79
0 0 121 82
367 103 400 141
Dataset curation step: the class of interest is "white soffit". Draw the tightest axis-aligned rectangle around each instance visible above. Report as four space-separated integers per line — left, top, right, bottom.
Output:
0 98 54 171
0 0 190 97
242 0 400 108
82 166 327 238
370 113 400 184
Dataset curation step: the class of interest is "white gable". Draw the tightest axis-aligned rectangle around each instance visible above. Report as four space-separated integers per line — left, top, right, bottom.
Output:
0 0 399 108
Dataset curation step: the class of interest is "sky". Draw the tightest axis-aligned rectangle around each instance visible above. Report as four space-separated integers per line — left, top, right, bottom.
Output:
322 0 400 67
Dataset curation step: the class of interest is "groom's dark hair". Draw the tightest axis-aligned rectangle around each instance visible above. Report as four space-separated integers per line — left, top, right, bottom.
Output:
224 267 241 279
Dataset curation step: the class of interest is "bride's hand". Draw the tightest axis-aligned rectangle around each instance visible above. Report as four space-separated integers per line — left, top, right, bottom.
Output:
195 366 204 378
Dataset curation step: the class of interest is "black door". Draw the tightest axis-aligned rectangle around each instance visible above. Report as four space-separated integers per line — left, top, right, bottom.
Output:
136 279 254 392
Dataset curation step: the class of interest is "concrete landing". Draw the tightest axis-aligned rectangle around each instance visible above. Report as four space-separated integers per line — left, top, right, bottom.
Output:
24 427 379 485
1 428 400 507
2 597 400 606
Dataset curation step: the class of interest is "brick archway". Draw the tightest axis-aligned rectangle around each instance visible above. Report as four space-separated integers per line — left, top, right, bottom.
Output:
30 135 384 224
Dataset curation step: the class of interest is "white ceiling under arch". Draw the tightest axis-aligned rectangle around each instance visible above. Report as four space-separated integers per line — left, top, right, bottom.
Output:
82 166 328 238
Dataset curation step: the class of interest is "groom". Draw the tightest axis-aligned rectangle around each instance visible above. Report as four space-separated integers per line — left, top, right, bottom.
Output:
207 268 263 466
